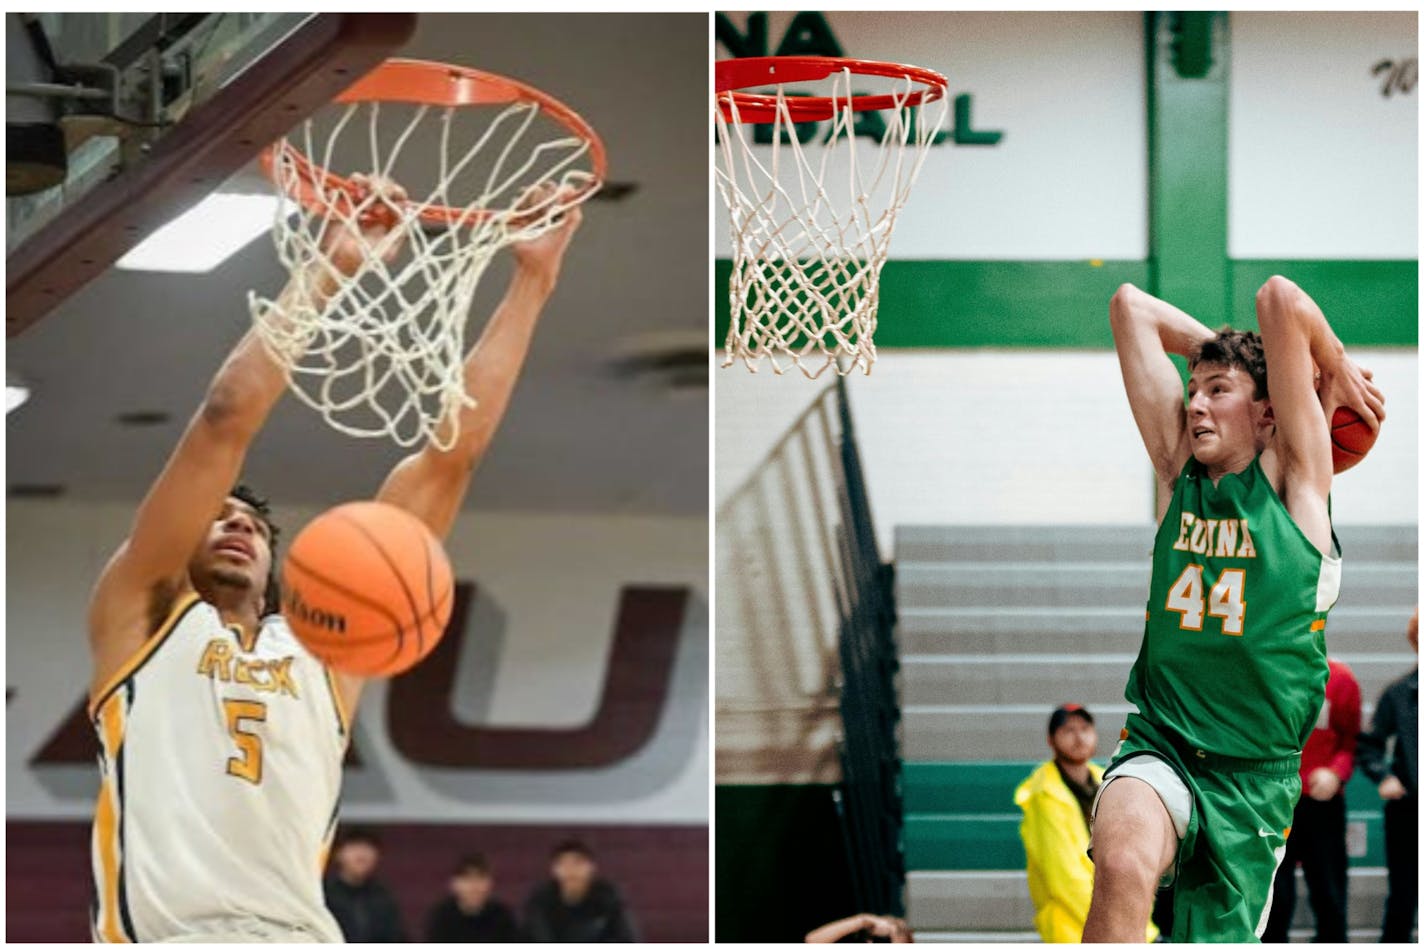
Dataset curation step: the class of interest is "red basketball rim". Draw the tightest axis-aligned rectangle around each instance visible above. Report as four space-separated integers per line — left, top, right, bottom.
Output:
716 55 948 124
261 58 607 227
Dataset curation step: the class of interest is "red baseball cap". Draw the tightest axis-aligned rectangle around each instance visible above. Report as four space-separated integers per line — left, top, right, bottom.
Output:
1048 703 1094 735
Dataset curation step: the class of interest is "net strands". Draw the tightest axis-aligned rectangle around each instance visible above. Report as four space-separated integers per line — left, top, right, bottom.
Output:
251 98 597 450
717 67 945 378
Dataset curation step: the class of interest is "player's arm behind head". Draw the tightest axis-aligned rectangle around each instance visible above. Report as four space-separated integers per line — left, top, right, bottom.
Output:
1108 284 1211 488
1253 277 1335 493
1254 275 1385 555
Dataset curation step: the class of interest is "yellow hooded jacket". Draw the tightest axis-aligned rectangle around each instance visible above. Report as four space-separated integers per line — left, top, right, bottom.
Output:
1013 760 1158 943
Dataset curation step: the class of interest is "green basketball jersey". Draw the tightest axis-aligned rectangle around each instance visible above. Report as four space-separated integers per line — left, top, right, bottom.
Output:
1124 455 1340 759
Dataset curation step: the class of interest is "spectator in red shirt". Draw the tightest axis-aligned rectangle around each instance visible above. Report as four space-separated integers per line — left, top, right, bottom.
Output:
1262 657 1361 942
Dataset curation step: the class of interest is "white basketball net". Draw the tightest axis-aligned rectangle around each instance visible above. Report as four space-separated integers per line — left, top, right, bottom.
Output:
716 67 946 378
250 99 598 449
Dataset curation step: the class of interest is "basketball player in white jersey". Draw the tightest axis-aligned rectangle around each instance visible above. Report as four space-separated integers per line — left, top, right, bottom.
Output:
86 177 582 943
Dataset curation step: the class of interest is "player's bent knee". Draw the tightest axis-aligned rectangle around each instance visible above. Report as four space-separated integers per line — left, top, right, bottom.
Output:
1092 843 1159 897
1092 776 1178 877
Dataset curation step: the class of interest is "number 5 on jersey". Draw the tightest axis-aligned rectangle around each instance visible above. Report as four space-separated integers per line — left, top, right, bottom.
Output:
1165 565 1246 636
223 699 267 784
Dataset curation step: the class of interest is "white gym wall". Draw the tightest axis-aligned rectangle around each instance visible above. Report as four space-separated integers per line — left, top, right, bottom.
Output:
7 502 709 823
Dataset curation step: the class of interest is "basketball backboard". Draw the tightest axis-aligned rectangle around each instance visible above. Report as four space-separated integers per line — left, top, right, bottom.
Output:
5 12 416 336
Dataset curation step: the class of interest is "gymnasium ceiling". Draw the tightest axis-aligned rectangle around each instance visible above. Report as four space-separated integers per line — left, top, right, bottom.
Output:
7 13 709 516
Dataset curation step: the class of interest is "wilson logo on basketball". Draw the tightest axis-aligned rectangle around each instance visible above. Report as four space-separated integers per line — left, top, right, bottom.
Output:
284 588 347 635
281 501 453 677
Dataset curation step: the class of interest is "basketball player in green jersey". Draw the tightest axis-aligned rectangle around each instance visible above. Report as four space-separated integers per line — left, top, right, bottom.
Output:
1081 277 1385 943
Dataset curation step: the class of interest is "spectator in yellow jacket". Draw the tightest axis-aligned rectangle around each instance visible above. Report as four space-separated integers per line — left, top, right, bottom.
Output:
1015 705 1157 943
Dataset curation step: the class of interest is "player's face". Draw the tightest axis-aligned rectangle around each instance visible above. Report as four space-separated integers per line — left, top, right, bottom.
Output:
551 852 595 900
451 869 493 908
193 497 273 599
1186 364 1270 468
335 840 379 881
1049 716 1096 766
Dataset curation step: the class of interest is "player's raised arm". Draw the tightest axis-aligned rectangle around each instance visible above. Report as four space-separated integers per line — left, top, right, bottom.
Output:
374 203 582 541
1255 275 1385 492
87 185 404 697
1108 284 1217 488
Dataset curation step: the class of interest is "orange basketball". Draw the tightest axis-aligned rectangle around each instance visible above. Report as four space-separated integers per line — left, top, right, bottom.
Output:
1331 407 1378 474
281 501 454 677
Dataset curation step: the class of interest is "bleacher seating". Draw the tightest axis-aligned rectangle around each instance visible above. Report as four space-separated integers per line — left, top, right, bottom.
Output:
896 523 1417 942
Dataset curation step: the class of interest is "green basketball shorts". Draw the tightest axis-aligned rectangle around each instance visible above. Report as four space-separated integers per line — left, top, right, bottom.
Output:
1098 713 1301 943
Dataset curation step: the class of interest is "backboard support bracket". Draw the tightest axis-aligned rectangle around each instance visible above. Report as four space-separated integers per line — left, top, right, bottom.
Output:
6 12 417 337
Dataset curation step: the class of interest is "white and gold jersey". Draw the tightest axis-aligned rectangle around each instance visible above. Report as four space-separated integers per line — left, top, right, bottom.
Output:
90 592 348 943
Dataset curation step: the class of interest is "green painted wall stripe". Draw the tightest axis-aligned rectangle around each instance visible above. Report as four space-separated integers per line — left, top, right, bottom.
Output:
1148 11 1231 324
873 261 1149 348
715 258 1417 347
714 259 1150 348
715 13 1416 353
1231 260 1419 344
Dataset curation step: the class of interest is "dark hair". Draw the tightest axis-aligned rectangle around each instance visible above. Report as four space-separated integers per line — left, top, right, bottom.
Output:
1047 703 1094 736
1189 328 1268 400
336 828 381 850
231 483 281 616
551 839 594 861
454 853 491 877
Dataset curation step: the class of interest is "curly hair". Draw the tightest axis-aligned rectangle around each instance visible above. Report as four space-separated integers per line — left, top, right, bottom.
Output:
230 483 281 616
1188 328 1268 400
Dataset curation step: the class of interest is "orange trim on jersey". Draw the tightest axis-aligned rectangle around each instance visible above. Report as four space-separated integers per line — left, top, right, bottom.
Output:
89 591 202 719
1283 826 1291 840
324 667 352 737
93 699 129 942
227 621 259 653
94 773 127 942
98 694 126 758
1310 619 1326 633
319 800 340 874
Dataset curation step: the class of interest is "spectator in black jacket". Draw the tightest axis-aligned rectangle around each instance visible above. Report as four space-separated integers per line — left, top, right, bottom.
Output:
524 840 637 942
1357 608 1418 944
323 829 407 942
425 853 520 943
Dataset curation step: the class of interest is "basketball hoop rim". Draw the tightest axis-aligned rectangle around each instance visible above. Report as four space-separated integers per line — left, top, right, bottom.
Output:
716 55 948 124
260 57 607 226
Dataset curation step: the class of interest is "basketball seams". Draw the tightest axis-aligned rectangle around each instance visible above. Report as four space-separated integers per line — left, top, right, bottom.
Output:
414 532 454 667
284 555 453 647
404 518 426 664
284 553 406 632
1329 409 1375 472
329 508 424 664
282 503 453 676
416 523 432 659
283 555 405 672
